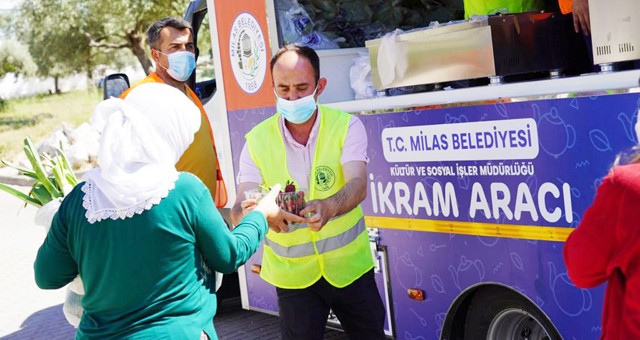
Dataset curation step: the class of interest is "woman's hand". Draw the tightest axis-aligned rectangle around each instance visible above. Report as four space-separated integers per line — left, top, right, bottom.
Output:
240 198 257 216
254 184 305 233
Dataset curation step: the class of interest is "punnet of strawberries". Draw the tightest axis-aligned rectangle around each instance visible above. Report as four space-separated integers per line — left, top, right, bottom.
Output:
275 180 306 215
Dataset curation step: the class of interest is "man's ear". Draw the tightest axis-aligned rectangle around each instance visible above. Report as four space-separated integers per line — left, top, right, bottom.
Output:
315 77 328 98
151 49 161 63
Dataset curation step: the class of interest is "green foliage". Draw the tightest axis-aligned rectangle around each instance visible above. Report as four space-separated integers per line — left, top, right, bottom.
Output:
197 14 213 63
0 137 79 207
0 40 37 78
195 14 215 81
0 97 8 112
16 0 190 78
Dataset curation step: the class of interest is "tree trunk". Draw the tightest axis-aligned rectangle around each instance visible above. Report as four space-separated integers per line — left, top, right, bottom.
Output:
54 76 60 94
86 48 94 91
128 30 153 75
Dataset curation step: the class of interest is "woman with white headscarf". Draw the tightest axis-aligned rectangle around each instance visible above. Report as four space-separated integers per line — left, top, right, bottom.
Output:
34 83 302 339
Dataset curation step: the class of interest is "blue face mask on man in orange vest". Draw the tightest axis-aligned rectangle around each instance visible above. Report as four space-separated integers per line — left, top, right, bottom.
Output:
158 51 196 82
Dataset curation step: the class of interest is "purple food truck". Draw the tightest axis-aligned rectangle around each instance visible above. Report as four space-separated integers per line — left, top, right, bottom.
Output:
184 0 640 338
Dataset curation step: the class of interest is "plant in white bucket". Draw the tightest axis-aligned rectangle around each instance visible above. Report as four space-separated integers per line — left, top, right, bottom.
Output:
0 137 83 327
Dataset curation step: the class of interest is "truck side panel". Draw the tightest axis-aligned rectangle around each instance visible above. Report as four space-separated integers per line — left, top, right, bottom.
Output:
230 93 638 339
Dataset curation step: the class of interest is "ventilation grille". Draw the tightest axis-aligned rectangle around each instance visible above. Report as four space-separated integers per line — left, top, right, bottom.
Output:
619 42 635 53
501 56 520 67
596 45 612 56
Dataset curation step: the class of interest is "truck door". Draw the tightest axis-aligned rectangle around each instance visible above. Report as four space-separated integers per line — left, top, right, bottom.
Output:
185 0 237 210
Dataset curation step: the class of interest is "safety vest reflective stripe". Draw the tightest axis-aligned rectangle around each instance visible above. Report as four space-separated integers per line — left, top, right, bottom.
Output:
316 218 366 254
264 238 315 258
285 223 308 233
265 218 366 258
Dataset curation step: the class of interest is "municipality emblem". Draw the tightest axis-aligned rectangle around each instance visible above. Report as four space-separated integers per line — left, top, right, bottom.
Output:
314 166 335 191
229 13 267 94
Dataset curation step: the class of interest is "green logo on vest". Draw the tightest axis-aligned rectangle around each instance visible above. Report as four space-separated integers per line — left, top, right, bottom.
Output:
314 166 335 191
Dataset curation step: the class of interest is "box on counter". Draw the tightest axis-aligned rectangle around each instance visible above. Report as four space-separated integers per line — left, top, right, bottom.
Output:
366 12 578 91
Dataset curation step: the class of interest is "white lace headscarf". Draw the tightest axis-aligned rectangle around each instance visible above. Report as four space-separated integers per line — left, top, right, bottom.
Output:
82 83 200 223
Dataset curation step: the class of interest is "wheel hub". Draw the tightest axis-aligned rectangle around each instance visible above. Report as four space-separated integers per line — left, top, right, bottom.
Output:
487 308 551 340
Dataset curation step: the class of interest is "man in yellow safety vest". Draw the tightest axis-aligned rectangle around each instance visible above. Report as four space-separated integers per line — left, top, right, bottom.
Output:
231 44 385 339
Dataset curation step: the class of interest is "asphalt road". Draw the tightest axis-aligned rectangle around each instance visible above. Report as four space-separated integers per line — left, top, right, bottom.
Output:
0 186 75 339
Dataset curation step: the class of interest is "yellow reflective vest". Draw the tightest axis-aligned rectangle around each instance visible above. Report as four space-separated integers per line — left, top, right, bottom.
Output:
246 105 373 289
464 0 543 18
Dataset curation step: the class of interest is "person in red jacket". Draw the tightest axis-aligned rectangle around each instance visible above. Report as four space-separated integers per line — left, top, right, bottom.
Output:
564 118 640 339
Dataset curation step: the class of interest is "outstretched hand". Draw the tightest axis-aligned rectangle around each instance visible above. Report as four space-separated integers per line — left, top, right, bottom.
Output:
254 184 305 233
572 0 590 35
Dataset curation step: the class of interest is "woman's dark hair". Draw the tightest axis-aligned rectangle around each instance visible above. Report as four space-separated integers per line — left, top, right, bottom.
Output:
147 17 194 50
270 44 320 84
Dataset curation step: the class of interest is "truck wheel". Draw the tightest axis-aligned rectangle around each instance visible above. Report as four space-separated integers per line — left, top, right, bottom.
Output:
464 286 561 340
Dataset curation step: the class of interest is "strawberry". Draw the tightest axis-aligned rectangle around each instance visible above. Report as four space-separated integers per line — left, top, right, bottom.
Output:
284 180 296 193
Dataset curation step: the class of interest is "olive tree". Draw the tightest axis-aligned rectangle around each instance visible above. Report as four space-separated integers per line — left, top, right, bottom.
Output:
17 0 187 81
0 40 37 78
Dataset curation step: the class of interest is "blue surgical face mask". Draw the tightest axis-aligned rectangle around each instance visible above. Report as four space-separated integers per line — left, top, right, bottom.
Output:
275 87 318 124
158 50 196 82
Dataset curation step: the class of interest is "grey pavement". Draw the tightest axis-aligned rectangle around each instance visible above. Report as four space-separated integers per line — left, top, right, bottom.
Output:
0 184 76 339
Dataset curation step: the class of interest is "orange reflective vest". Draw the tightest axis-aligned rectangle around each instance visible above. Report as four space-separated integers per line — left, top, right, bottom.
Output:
122 72 228 207
558 0 572 14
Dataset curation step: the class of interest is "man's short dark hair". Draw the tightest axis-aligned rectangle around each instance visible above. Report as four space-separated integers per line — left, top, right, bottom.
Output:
147 17 193 50
270 44 320 84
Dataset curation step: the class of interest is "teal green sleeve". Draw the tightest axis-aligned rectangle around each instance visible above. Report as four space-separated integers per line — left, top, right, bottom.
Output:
34 209 78 289
193 189 268 274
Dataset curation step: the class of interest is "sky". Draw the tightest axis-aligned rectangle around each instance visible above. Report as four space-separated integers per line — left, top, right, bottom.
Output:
0 0 21 11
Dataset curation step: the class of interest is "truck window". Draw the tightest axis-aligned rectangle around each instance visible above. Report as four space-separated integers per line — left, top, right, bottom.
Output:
274 0 464 49
271 1 465 104
194 12 216 103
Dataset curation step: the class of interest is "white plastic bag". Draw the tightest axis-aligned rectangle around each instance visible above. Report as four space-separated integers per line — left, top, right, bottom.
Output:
278 0 314 43
34 198 62 234
377 29 408 88
62 288 83 328
201 256 224 292
35 199 84 328
295 32 339 50
350 52 383 99
215 272 223 292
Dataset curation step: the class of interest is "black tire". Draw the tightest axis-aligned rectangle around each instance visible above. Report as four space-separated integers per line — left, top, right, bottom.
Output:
464 286 561 340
